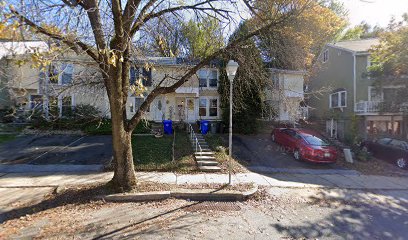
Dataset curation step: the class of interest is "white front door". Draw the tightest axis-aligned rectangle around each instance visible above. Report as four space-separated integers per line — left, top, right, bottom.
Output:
186 98 195 122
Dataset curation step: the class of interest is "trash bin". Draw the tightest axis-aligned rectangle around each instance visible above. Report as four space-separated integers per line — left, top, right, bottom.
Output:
163 120 172 135
200 120 209 135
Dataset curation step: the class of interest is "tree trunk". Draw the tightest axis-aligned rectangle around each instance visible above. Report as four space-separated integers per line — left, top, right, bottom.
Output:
110 109 137 191
106 68 137 191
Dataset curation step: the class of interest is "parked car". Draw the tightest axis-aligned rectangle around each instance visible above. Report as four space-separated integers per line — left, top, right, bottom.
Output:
361 138 408 169
271 128 337 163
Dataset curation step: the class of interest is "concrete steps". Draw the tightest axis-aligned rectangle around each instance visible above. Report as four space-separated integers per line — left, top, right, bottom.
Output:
196 160 218 166
188 128 221 172
198 165 222 172
194 152 215 156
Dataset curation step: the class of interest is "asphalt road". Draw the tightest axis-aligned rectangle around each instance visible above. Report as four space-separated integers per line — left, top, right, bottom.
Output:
232 134 345 170
2 187 408 239
0 135 112 165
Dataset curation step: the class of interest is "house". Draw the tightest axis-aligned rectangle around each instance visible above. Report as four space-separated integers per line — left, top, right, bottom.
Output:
0 40 221 124
263 68 307 123
309 38 408 141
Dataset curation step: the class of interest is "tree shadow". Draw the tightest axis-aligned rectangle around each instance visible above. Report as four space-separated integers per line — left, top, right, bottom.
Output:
0 183 113 223
271 189 408 239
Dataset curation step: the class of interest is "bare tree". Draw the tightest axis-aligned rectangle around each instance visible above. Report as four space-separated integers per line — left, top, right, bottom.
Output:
7 0 312 191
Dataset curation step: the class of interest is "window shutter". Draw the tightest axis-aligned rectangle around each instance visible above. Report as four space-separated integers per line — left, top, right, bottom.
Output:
130 67 136 85
142 68 152 87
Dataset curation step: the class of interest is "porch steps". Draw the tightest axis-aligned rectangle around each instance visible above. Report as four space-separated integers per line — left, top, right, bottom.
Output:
198 166 222 172
196 160 219 166
194 152 215 156
188 126 221 172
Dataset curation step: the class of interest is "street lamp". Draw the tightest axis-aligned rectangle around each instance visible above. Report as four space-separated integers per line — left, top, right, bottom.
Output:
226 60 239 184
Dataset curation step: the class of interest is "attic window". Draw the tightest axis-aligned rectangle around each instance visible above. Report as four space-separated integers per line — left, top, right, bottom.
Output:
323 49 329 63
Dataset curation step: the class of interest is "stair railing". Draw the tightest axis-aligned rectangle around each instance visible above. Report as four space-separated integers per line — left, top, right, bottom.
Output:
187 123 202 156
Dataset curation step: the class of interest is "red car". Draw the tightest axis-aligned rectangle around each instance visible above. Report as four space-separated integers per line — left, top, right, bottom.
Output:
271 128 337 163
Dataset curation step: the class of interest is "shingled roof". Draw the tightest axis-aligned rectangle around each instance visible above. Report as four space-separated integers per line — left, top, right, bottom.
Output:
329 38 380 53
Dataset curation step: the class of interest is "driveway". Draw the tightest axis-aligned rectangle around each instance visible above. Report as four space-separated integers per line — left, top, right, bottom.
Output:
233 134 346 171
0 135 112 165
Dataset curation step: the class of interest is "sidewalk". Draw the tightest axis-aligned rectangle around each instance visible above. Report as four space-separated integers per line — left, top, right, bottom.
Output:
1 170 407 190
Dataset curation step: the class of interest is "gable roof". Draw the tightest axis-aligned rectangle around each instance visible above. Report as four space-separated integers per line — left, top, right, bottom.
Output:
328 38 380 53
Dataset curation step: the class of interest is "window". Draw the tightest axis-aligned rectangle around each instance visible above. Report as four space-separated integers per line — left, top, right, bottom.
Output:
369 87 383 101
323 49 329 63
198 69 218 88
48 64 59 84
142 67 152 87
199 98 207 116
329 91 347 108
61 96 73 116
198 69 208 87
30 95 43 110
61 64 74 84
130 66 151 86
209 99 218 116
209 70 218 87
48 63 74 85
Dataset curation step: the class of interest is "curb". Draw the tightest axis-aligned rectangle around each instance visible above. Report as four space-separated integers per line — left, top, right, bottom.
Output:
96 184 259 202
0 164 104 173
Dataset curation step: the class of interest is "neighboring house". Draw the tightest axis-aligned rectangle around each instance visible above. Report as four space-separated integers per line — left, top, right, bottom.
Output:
309 38 408 140
263 68 307 123
128 57 221 123
0 40 221 123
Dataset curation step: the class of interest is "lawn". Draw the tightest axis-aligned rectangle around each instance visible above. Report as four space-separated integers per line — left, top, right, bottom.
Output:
0 134 16 145
204 133 248 173
132 130 196 172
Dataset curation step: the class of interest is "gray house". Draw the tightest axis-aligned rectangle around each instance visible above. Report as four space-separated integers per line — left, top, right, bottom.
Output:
309 39 408 141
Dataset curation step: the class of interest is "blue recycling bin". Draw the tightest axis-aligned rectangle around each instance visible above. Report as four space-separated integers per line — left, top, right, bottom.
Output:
163 120 172 135
200 120 209 135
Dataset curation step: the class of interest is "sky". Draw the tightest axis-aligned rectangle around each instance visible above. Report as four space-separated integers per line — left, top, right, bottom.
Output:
341 0 408 27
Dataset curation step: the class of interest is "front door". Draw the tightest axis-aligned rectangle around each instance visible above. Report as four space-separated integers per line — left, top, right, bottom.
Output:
186 98 195 122
176 97 185 121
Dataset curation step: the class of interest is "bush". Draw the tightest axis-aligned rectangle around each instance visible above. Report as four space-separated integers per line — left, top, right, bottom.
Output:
0 108 15 123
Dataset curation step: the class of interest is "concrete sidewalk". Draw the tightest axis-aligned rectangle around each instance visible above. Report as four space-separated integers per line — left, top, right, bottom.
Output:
0 171 407 190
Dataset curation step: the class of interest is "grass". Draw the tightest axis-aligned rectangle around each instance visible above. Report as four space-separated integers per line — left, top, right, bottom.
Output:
0 134 16 145
204 133 248 173
132 130 196 172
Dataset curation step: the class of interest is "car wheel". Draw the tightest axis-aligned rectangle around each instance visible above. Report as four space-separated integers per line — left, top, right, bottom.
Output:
293 149 302 161
271 134 276 142
396 158 407 169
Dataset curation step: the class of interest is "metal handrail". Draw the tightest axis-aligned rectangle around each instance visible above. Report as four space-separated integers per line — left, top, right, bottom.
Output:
187 123 202 156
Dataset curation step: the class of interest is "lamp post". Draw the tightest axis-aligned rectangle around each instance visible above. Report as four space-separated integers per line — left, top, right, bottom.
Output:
226 60 239 184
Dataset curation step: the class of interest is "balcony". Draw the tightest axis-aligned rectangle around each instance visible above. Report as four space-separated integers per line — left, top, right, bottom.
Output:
355 101 382 114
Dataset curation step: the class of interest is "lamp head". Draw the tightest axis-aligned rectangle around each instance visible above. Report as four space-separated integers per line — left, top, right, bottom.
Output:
226 60 239 81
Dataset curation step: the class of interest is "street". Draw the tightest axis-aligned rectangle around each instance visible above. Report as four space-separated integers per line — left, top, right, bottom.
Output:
1 187 407 239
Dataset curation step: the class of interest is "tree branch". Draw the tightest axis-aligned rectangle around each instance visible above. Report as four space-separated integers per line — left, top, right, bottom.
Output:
127 10 295 131
129 0 228 37
11 9 98 62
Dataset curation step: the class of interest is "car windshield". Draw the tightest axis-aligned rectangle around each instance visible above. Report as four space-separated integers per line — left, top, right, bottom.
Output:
301 134 330 146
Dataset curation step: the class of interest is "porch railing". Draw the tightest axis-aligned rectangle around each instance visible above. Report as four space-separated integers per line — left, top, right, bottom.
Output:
355 101 382 113
187 123 202 155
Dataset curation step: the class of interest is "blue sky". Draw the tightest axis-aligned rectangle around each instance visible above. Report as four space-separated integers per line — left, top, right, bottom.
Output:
341 0 408 27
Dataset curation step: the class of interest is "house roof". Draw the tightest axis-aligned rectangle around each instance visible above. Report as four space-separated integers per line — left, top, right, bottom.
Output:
0 40 49 59
328 38 380 53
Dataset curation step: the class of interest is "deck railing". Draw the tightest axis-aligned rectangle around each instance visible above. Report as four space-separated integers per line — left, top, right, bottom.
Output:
355 101 382 113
